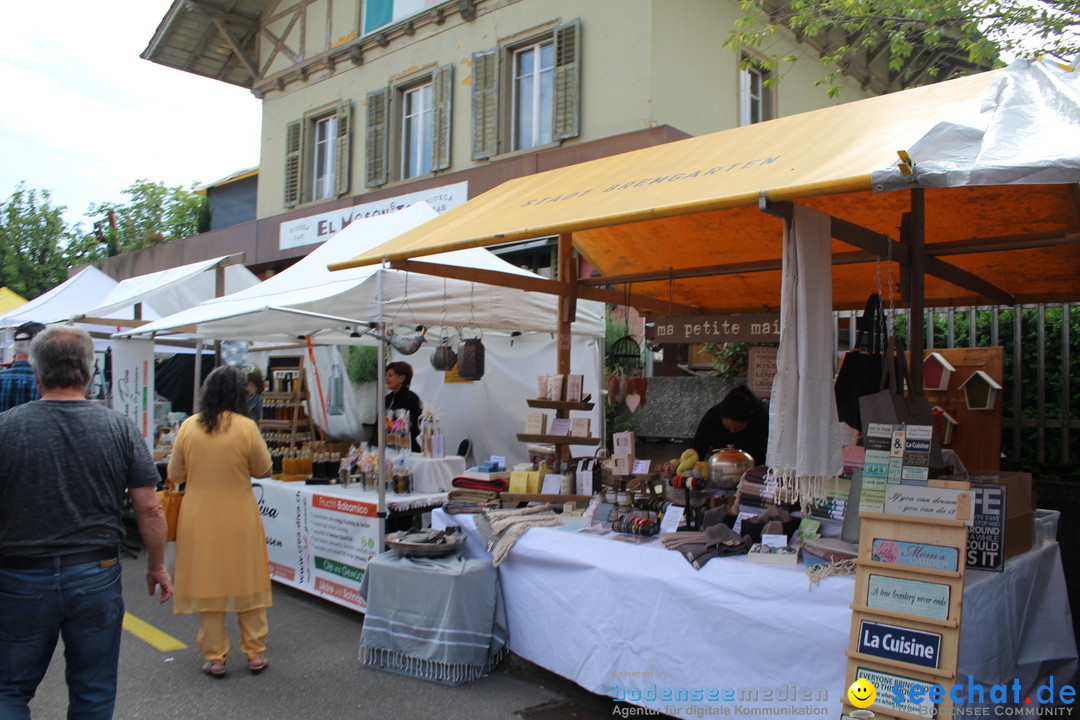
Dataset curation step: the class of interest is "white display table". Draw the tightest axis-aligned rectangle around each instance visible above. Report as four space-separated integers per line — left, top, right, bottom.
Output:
433 509 1077 716
255 479 448 611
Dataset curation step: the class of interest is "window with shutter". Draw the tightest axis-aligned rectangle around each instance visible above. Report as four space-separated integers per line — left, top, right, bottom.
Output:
431 64 453 171
553 19 580 141
284 120 302 208
739 56 773 126
402 82 434 179
471 48 498 160
334 100 351 196
366 87 389 187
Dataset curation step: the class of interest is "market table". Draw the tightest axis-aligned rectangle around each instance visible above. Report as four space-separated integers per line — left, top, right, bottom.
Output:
255 479 447 611
433 509 1076 717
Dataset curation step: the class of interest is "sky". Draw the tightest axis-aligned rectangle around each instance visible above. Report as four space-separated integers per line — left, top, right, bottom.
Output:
0 1 262 230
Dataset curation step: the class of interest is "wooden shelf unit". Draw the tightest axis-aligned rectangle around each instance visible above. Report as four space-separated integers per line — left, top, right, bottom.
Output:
260 356 315 448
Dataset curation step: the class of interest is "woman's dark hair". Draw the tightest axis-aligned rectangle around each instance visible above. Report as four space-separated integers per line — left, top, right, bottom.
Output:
198 365 249 434
386 361 413 388
717 385 761 423
246 368 265 394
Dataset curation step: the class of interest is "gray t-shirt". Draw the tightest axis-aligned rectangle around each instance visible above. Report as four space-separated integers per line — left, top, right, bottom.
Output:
0 400 161 557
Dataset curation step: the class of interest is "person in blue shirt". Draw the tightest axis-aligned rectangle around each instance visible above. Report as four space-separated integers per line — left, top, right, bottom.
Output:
0 322 45 413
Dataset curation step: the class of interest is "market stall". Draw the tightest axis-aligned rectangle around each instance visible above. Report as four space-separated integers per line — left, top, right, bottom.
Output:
433 510 1075 716
328 57 1079 712
119 202 606 609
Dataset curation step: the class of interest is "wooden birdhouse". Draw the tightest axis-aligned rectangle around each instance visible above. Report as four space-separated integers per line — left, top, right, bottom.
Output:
959 370 1002 411
932 405 960 445
923 352 956 392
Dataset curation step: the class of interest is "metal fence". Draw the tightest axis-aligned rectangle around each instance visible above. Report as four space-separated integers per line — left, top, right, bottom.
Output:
834 302 1080 479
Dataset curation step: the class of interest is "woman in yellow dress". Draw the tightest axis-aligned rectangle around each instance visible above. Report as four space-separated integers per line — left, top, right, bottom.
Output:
168 365 273 678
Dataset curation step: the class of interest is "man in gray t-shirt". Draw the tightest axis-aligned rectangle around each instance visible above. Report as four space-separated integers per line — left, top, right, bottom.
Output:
0 326 173 718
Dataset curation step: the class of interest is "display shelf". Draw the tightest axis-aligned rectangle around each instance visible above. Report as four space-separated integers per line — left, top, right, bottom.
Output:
259 355 314 448
526 399 595 411
516 433 601 445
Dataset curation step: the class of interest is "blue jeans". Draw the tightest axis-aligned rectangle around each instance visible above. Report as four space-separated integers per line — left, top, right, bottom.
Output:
0 560 124 720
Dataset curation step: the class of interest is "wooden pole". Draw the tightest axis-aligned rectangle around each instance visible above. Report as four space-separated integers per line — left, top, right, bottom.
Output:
909 188 926 395
556 232 576 377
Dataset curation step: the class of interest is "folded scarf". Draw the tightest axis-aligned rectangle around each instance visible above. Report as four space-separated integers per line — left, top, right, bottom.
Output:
452 476 510 492
474 506 563 566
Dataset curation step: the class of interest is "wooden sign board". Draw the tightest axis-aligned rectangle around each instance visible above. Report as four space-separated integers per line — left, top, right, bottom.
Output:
919 347 1004 471
858 516 967 577
845 661 956 720
882 485 973 524
966 483 1007 572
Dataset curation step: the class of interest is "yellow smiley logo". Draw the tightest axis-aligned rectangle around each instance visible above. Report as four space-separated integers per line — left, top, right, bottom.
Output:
847 678 877 708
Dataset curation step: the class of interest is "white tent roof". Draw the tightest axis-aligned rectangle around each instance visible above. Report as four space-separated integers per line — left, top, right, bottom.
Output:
0 266 118 328
120 202 604 343
84 255 261 320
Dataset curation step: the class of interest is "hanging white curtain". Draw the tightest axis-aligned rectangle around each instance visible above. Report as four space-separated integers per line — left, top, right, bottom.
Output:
766 205 845 506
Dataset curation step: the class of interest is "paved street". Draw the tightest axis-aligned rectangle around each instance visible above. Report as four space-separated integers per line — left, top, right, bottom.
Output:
26 552 612 720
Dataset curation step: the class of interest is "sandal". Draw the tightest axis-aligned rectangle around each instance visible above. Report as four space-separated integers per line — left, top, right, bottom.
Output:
201 661 226 678
248 657 269 674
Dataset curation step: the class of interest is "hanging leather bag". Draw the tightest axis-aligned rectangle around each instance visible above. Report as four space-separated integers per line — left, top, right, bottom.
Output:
834 293 886 430
859 335 945 471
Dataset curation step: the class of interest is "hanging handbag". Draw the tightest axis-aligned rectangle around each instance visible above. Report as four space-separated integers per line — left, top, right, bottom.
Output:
834 293 886 430
858 336 946 471
157 480 184 542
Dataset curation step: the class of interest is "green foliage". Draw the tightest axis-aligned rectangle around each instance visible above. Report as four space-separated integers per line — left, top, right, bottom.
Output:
0 184 75 299
699 342 750 378
724 0 1079 96
83 180 209 256
346 346 380 384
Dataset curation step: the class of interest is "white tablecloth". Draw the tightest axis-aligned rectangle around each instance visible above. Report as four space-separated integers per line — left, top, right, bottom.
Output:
433 509 1076 716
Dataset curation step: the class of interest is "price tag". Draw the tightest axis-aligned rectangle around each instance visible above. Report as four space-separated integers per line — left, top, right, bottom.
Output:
659 505 684 534
631 459 651 474
762 533 788 548
489 455 506 468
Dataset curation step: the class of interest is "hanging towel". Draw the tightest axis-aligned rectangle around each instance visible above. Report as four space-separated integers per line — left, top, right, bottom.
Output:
766 205 845 507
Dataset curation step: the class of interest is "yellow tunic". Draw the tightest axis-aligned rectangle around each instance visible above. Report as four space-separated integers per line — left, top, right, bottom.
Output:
168 411 273 614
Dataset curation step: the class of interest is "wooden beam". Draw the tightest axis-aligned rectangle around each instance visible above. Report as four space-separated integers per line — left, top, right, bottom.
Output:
211 16 259 79
556 233 574 377
908 189 926 394
387 259 701 315
926 231 1080 256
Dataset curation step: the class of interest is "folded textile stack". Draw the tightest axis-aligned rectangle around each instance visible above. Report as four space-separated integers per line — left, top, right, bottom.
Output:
444 487 501 514
474 505 563 565
804 476 850 538
452 475 510 492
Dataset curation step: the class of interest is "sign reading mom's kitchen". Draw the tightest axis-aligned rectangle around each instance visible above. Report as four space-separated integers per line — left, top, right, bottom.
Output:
279 181 468 251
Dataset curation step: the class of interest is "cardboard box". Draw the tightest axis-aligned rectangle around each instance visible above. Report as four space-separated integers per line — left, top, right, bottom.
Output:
570 417 591 438
964 470 1033 560
525 413 548 435
613 431 636 454
612 454 635 476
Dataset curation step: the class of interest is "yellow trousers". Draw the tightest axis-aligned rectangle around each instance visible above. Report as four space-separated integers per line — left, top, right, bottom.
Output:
197 608 268 664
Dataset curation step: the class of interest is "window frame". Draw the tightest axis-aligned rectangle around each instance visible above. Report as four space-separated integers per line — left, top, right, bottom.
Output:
510 38 556 151
738 55 774 127
400 80 435 179
283 100 351 208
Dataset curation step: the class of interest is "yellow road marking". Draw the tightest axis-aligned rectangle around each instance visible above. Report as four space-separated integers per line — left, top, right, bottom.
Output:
123 612 187 651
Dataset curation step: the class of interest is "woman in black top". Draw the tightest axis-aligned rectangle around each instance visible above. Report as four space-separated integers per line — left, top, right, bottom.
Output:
690 385 769 466
385 361 423 452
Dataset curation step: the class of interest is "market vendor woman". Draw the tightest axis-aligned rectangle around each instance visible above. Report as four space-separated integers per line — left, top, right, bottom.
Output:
385 361 423 452
690 385 769 466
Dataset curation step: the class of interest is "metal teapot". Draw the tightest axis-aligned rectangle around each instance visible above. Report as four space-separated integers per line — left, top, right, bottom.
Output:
707 445 755 489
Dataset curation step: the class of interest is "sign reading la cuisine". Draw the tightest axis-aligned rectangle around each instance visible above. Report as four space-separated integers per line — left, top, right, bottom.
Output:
857 620 943 669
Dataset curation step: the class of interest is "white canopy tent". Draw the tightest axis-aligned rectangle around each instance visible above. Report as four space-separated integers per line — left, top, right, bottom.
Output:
116 203 605 455
117 203 604 343
119 202 606 543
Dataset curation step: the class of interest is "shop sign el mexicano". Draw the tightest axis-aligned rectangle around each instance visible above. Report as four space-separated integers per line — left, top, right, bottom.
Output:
278 181 469 251
645 314 780 344
857 619 943 669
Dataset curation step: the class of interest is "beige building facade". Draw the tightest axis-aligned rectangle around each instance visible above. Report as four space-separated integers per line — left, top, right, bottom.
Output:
101 0 929 280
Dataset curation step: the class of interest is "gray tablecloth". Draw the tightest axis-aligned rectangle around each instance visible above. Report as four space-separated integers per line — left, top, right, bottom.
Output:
359 551 507 685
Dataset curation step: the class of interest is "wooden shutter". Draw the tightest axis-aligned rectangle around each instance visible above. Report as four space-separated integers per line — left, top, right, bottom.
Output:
431 64 453 171
334 100 351 196
366 87 389 187
471 48 498 160
553 18 581 141
283 119 302 208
